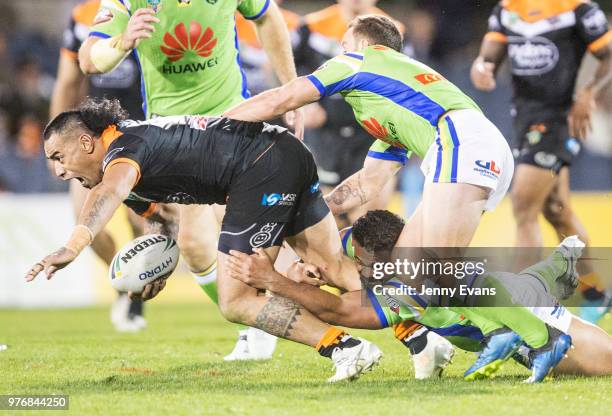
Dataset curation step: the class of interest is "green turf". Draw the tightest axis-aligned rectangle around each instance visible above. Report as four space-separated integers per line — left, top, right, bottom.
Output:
1 303 610 416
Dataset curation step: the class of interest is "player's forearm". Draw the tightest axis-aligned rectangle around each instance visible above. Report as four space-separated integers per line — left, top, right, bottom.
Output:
79 36 130 74
325 170 374 215
224 87 292 121
76 184 127 243
50 82 82 118
268 274 364 327
255 1 297 85
582 48 612 97
50 56 86 118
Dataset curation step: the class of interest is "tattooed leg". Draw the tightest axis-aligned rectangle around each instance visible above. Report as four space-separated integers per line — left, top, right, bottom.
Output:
217 250 329 346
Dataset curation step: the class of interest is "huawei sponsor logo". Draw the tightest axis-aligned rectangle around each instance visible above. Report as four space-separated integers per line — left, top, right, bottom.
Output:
160 21 217 62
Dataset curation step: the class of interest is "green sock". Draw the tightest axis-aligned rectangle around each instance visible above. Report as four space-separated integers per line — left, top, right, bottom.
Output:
455 273 549 349
192 264 247 332
518 251 568 299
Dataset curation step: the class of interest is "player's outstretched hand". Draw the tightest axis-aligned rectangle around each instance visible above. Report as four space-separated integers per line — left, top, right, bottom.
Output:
25 247 78 282
283 108 305 140
568 89 595 141
286 261 324 287
226 248 278 290
129 277 167 301
121 8 160 50
471 58 497 91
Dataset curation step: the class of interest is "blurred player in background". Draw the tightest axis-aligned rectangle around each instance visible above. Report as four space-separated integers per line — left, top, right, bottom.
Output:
293 0 404 229
471 0 612 323
50 0 146 332
77 0 302 359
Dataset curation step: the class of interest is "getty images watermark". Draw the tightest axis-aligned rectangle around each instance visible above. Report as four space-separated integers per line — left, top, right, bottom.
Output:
360 247 612 307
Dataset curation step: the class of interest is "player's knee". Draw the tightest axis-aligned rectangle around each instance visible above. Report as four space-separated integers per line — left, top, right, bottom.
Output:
511 188 540 223
542 200 568 228
177 229 217 270
217 295 246 324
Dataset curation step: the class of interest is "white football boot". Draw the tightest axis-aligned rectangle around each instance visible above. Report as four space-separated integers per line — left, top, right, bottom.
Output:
412 331 455 380
224 328 277 361
111 293 147 333
327 338 383 383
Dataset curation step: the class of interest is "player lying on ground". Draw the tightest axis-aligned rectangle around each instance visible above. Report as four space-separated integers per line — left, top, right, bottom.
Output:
223 14 575 381
226 210 612 381
25 97 380 383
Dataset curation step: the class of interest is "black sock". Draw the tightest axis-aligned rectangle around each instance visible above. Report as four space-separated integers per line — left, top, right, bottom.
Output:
318 336 361 358
401 327 429 355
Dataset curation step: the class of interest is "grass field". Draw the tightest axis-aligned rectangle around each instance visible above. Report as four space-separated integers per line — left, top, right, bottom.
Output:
1 303 611 415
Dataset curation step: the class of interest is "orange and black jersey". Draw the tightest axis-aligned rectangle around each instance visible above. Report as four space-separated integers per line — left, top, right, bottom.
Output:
62 0 144 119
486 0 611 110
101 117 293 214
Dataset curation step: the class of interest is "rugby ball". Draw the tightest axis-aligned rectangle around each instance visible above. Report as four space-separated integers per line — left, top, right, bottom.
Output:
109 234 180 293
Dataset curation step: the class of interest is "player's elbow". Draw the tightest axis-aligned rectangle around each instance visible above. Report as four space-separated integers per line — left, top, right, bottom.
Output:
78 41 102 74
79 55 101 75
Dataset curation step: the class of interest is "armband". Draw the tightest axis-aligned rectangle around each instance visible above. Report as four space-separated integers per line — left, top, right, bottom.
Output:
65 225 94 254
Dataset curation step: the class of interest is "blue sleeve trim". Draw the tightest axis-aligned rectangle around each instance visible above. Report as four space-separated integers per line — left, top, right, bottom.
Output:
366 288 389 328
306 75 325 97
344 53 364 60
245 0 271 21
321 74 358 97
89 31 112 39
367 150 408 165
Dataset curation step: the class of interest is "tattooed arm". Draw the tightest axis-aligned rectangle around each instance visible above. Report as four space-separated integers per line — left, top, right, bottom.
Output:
26 163 138 281
141 204 180 240
228 249 383 330
325 156 402 215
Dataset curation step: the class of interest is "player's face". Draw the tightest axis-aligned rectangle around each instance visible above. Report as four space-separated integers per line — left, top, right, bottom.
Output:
341 27 369 53
44 132 104 189
352 240 390 279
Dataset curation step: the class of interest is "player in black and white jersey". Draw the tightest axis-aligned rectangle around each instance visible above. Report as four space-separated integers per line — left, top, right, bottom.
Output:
50 0 146 332
471 0 612 323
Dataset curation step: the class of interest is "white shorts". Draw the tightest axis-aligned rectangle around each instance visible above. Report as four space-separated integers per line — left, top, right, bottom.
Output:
421 109 514 211
496 272 574 334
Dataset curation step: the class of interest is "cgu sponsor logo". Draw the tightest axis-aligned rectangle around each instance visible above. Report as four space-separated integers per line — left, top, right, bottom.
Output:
138 257 174 280
120 236 167 263
474 160 501 179
261 193 296 206
160 22 218 74
414 73 444 85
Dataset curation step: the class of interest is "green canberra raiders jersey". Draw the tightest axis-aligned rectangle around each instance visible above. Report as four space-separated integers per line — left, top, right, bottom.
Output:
90 0 271 117
341 227 483 351
307 45 481 163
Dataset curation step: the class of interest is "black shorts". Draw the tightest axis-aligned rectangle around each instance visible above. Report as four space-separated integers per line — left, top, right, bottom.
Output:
513 108 581 174
218 130 329 254
304 127 373 187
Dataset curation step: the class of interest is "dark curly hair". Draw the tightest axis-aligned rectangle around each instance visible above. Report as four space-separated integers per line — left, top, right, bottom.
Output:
352 210 405 253
43 97 128 140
